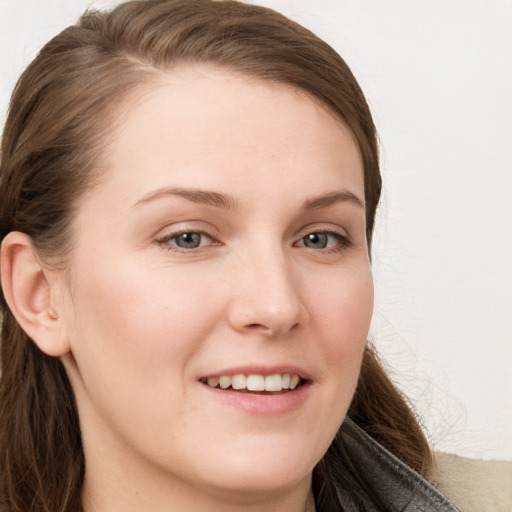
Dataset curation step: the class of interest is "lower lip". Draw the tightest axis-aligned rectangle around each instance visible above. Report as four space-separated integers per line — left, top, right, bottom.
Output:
201 382 311 415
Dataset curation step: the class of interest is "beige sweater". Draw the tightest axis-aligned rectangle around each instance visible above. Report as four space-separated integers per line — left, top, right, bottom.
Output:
433 452 512 512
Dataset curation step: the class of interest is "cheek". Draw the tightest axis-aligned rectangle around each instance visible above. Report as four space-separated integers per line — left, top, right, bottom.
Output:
63 255 220 408
309 263 373 343
292 267 372 458
62 257 225 455
69 256 209 345
309 266 373 390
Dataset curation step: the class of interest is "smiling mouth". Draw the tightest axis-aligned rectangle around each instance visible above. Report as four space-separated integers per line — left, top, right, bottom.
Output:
200 373 305 393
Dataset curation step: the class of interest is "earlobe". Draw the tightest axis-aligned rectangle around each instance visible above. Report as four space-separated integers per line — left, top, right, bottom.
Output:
0 231 70 357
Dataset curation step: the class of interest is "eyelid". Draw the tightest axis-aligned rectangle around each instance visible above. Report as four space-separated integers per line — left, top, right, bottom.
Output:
295 223 351 240
155 220 221 240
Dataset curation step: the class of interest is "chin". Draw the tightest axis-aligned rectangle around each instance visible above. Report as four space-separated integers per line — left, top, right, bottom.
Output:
200 466 311 500
189 440 319 497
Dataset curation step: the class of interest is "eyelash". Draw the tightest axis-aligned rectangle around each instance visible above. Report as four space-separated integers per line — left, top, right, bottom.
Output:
156 228 352 254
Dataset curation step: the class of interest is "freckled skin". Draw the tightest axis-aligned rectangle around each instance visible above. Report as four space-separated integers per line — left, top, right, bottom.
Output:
58 66 374 511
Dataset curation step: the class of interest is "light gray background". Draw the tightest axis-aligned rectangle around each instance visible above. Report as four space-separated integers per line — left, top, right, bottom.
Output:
1 0 511 460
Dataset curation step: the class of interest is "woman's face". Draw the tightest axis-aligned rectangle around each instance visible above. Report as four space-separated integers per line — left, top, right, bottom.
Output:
60 67 373 503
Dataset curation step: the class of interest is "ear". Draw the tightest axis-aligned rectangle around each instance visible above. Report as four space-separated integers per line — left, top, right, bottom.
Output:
0 231 70 357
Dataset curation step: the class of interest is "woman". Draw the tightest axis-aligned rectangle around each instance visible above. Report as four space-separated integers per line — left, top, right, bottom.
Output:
0 1 463 511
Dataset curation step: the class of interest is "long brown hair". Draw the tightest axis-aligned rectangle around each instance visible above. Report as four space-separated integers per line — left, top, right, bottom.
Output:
0 1 431 510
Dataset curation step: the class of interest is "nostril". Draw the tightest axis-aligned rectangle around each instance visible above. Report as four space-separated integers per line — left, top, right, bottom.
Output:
244 321 300 338
247 323 277 333
246 323 273 335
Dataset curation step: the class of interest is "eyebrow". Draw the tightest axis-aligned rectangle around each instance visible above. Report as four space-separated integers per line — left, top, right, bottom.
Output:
132 186 364 211
301 190 365 211
132 187 237 210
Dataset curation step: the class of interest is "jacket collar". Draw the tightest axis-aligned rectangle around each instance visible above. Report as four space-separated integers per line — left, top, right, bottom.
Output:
333 418 459 511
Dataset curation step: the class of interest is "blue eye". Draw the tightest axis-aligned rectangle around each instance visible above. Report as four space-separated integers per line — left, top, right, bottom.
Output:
174 232 202 248
298 231 349 250
160 231 212 250
303 232 329 249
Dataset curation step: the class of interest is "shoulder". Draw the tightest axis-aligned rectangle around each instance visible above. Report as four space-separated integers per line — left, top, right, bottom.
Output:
432 452 512 512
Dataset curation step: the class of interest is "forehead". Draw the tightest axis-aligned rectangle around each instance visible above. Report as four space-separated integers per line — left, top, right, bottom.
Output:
81 66 364 211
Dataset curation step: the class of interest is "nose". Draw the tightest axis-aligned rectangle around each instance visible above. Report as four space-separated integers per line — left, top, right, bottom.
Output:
227 249 307 338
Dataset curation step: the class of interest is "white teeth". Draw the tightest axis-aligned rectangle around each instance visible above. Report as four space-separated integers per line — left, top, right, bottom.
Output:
204 373 303 392
247 374 265 391
219 375 231 389
207 376 220 387
265 374 283 392
231 374 247 390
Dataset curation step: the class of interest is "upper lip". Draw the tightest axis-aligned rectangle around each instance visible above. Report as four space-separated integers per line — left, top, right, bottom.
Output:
200 365 311 381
